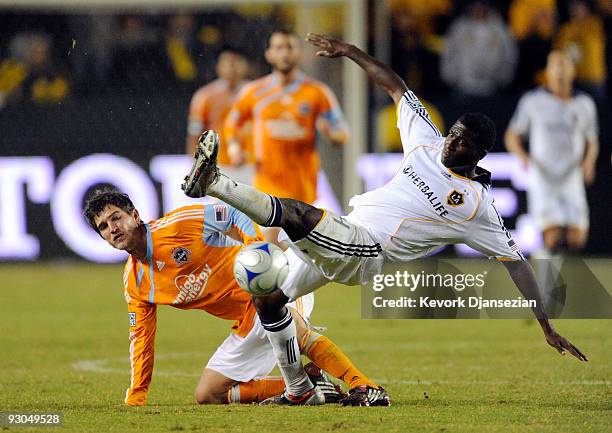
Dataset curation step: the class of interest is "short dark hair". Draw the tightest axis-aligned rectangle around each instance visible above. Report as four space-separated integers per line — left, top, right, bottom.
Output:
456 112 496 153
218 45 247 60
267 29 296 48
84 188 135 234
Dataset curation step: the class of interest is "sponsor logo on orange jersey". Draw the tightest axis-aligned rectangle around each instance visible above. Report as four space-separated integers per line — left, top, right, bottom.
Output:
173 264 212 304
265 114 308 140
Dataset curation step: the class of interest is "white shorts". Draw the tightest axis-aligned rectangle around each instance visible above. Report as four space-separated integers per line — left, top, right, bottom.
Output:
528 170 589 230
280 210 384 300
205 295 314 382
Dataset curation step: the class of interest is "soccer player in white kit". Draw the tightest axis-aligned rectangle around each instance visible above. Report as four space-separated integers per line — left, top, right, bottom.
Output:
505 51 599 254
182 34 588 406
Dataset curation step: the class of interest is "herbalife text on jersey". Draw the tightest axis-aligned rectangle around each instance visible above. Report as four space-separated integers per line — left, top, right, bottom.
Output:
403 165 449 217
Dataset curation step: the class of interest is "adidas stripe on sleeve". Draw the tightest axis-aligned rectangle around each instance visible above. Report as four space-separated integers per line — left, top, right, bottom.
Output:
397 91 442 155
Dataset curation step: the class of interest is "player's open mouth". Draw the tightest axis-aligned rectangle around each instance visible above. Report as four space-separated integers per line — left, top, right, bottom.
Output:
113 234 125 242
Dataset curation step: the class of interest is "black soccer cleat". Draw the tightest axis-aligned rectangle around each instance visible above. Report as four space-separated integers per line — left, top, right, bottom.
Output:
181 130 220 198
304 362 346 404
339 385 391 407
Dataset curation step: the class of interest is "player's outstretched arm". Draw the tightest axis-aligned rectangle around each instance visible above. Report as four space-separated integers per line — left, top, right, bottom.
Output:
502 260 588 362
305 33 407 105
125 301 159 405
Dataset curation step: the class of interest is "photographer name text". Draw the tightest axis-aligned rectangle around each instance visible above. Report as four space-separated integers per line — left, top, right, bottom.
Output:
372 296 536 310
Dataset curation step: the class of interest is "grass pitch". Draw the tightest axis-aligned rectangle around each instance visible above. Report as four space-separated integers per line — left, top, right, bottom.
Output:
0 263 610 432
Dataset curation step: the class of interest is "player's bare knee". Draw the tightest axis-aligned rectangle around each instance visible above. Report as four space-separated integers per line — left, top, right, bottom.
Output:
543 227 564 252
253 290 289 322
195 394 226 405
544 238 562 253
194 387 227 405
567 229 588 251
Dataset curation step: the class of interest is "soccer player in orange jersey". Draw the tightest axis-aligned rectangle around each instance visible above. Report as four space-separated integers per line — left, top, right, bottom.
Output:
84 188 382 406
187 48 254 183
224 30 349 205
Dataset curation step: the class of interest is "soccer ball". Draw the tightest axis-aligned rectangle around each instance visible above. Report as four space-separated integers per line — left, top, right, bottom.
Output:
233 241 289 296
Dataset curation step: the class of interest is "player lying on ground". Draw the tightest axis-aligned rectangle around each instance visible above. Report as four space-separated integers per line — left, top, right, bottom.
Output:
84 189 386 406
181 33 588 405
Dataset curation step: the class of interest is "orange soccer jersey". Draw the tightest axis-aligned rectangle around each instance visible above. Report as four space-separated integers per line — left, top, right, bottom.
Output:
188 78 253 165
122 204 262 406
225 71 346 203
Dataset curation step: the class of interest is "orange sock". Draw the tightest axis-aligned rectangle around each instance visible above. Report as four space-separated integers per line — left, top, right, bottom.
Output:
306 334 378 389
227 377 285 403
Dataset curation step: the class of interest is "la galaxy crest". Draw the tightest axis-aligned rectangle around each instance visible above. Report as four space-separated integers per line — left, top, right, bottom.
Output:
446 190 465 207
172 247 191 265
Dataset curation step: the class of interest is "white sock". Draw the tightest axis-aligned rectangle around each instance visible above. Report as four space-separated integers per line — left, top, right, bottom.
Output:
208 174 280 226
228 384 240 403
261 309 312 396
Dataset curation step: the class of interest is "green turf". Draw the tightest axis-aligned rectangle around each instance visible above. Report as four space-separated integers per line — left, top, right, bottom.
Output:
0 263 610 432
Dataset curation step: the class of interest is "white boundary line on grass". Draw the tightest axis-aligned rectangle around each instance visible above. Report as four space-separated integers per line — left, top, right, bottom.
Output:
375 379 611 386
72 353 611 386
72 352 205 378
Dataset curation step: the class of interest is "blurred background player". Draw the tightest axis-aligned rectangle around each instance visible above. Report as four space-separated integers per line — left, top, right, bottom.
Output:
224 29 349 242
505 50 599 255
441 1 517 99
84 188 382 406
186 48 255 184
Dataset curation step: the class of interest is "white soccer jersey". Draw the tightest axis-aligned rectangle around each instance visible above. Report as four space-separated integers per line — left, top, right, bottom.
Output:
508 87 598 180
347 91 523 261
